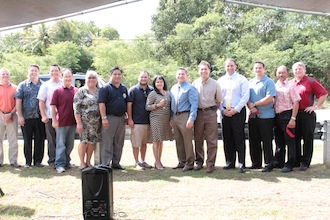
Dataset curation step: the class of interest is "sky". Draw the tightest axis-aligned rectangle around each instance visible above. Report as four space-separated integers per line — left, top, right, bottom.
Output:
70 0 160 39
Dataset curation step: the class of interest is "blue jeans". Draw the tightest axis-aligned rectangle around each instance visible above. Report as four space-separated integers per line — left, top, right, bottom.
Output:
55 125 76 168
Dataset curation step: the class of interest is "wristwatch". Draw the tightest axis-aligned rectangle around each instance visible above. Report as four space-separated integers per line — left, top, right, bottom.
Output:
101 116 107 120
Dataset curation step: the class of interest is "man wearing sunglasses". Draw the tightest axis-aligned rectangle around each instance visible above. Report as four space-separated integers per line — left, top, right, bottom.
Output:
273 66 301 173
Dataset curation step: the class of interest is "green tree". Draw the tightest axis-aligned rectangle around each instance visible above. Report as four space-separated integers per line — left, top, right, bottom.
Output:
24 23 51 55
100 25 120 40
151 0 215 40
47 41 81 72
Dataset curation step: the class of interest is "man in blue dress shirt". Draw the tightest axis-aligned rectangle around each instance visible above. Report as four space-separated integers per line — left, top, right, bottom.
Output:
170 67 198 172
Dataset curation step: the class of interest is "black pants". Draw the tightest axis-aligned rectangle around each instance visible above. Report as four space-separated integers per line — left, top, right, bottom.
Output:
274 110 296 169
295 111 316 167
222 107 246 167
248 117 274 167
21 118 45 165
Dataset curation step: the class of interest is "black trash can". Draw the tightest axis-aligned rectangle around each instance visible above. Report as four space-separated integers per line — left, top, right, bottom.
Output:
82 165 113 220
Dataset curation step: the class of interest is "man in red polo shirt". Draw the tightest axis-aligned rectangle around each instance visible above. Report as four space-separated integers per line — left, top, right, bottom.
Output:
291 62 328 171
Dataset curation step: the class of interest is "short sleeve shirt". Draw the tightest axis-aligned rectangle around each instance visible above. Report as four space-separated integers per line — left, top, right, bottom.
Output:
14 79 43 119
0 82 17 113
37 79 62 118
249 75 276 118
127 84 153 124
50 85 77 127
291 75 328 110
274 79 301 114
98 82 128 116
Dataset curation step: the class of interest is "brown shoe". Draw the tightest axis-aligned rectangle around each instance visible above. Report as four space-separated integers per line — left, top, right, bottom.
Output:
172 163 185 169
206 166 215 173
194 164 203 171
182 165 193 172
10 163 21 168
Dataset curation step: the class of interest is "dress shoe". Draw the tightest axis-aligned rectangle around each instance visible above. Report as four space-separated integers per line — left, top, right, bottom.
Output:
35 163 44 167
206 166 215 173
182 165 193 172
299 164 308 171
10 163 21 168
247 165 262 169
281 166 292 173
172 163 185 169
112 164 126 170
223 165 235 170
273 163 284 169
262 166 273 172
239 167 246 173
194 164 203 171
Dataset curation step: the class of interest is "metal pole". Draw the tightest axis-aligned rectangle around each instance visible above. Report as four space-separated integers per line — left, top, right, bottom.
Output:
323 120 330 168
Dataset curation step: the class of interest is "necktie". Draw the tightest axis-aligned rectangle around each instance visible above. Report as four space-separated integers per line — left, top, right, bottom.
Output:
176 86 180 113
226 77 232 109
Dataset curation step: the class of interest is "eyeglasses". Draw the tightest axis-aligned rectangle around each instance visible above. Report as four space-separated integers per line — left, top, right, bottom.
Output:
88 77 96 79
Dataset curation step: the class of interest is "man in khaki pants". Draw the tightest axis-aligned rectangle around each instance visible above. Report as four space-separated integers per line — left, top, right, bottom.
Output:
193 61 222 173
171 67 198 172
0 68 20 168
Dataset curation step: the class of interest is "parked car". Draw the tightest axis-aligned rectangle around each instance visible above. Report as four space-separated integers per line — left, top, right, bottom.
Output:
39 73 106 88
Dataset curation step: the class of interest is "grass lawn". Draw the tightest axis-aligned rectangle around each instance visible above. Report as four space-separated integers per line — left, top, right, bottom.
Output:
1 140 330 220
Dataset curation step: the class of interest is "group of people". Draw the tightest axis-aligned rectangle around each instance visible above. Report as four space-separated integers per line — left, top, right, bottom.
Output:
0 59 327 175
0 64 100 173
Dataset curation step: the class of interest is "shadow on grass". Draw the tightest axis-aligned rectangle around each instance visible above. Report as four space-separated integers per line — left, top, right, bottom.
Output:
0 204 35 218
3 163 329 183
110 163 330 183
2 165 81 180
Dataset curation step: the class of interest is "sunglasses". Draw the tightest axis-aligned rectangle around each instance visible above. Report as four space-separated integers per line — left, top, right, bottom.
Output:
143 90 148 98
88 77 97 79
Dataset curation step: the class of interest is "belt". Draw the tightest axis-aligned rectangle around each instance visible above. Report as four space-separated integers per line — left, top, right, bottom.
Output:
198 106 217 111
108 114 124 117
276 109 292 115
175 111 190 115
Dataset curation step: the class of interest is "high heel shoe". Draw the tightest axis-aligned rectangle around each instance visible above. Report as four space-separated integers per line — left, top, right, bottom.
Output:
154 163 164 170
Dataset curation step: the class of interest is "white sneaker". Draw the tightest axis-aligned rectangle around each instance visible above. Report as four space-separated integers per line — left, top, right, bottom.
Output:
56 167 66 173
135 162 144 171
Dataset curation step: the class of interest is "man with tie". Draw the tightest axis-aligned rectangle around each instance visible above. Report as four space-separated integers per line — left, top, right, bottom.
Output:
192 61 222 173
217 58 249 173
170 67 198 172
